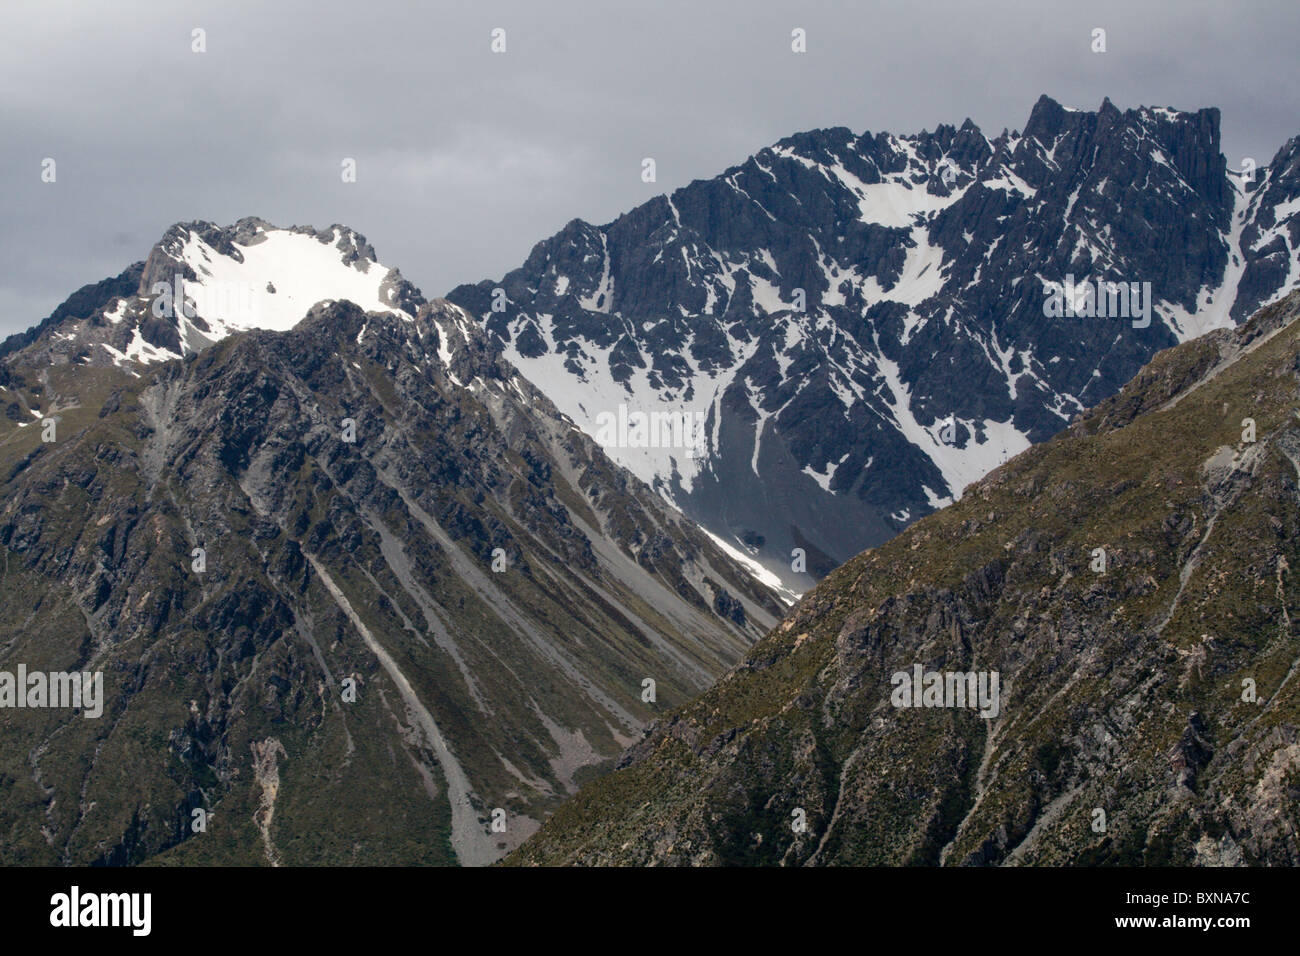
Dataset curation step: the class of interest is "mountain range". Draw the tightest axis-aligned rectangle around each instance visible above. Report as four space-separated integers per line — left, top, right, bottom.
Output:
449 95 1300 591
2 94 1297 866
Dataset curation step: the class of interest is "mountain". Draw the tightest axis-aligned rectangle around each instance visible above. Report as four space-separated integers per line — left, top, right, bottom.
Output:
510 289 1300 867
448 95 1300 591
0 221 784 865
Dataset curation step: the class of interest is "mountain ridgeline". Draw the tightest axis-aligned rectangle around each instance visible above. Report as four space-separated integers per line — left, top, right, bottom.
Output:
449 95 1300 591
511 290 1300 866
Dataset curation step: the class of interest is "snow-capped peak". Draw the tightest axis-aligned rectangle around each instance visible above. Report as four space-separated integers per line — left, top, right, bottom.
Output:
169 224 412 346
37 219 427 373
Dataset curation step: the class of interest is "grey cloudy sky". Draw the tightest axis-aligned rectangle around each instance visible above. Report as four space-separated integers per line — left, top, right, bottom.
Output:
3 0 1298 337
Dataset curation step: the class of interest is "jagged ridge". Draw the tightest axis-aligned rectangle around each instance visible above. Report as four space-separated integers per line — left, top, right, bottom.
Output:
449 95 1300 592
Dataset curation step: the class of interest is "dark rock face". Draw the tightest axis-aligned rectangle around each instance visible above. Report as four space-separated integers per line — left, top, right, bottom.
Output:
1238 136 1300 316
510 290 1300 868
0 295 783 866
0 263 145 363
449 96 1300 591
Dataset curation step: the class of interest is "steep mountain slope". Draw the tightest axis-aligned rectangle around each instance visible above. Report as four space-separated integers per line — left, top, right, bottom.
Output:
511 289 1300 867
0 224 783 866
449 95 1300 590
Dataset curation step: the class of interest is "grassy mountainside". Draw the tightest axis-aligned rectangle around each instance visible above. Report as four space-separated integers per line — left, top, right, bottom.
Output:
512 291 1300 866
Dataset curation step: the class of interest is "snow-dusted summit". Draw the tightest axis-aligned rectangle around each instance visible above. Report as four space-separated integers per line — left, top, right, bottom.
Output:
11 218 427 370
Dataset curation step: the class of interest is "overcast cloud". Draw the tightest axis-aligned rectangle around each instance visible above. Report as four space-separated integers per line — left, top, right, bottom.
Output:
2 0 1298 336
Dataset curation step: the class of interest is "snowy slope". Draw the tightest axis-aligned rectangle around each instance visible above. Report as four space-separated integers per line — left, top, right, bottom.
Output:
174 226 407 336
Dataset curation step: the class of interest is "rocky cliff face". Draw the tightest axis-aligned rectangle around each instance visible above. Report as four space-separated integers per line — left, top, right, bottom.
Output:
449 95 1300 591
0 230 784 865
511 289 1300 867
